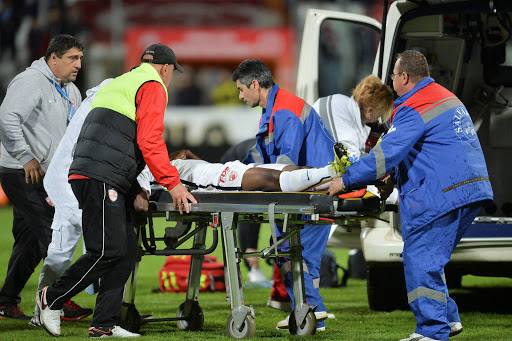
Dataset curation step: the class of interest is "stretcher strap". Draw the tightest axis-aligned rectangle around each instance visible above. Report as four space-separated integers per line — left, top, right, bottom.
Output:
279 262 310 277
268 202 278 257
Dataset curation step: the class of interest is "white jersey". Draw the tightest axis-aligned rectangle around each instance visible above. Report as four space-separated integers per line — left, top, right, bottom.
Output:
137 160 288 192
43 79 113 221
173 159 254 189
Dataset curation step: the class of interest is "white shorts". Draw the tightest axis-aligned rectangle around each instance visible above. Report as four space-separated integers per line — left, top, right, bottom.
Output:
170 159 257 190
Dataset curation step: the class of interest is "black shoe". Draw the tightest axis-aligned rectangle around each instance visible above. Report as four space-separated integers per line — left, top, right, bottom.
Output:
0 304 31 320
61 300 93 321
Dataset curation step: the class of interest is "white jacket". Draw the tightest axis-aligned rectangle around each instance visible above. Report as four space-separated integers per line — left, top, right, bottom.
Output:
43 79 112 221
313 94 370 161
313 94 398 203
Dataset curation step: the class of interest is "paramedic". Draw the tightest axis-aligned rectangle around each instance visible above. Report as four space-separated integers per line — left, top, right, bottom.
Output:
328 50 493 341
232 59 334 331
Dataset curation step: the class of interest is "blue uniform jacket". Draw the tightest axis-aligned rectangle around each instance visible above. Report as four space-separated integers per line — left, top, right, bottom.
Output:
342 78 493 238
243 84 334 167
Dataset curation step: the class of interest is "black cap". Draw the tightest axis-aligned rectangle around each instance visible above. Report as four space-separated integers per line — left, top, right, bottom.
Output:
141 43 184 73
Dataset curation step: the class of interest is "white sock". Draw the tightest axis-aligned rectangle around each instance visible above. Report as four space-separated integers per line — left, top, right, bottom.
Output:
279 165 334 192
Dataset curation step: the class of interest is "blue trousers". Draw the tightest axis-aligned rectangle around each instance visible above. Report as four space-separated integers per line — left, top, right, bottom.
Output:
403 202 483 341
275 223 331 328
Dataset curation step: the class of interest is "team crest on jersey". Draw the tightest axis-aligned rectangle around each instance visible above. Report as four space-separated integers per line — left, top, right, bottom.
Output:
229 171 238 181
108 189 118 202
453 107 479 149
219 166 230 183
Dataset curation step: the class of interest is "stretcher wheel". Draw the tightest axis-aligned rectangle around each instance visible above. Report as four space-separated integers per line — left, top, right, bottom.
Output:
289 311 316 336
119 303 141 333
176 301 204 331
226 313 256 339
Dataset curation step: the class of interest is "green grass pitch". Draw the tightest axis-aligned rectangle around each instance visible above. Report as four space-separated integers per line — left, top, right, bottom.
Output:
0 206 510 340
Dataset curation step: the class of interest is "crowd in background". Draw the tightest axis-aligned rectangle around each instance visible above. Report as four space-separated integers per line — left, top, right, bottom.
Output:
0 0 89 98
0 0 386 104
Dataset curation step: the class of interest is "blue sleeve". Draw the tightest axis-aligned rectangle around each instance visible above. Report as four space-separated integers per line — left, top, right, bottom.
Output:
342 106 425 188
242 151 254 165
271 110 304 165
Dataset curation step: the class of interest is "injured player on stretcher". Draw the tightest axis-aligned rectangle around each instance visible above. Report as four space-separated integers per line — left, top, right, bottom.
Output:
137 148 347 195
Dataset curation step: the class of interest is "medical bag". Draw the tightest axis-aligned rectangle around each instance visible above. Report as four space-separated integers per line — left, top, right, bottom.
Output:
158 255 226 293
319 250 348 288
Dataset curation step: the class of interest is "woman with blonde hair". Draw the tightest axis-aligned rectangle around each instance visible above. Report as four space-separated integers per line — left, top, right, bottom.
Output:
314 75 394 161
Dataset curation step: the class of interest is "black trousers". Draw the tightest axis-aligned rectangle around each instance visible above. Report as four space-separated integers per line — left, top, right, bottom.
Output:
46 179 137 327
237 223 261 270
0 169 54 305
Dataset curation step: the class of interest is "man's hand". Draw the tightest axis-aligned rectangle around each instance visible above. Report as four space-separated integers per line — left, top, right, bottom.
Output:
376 176 395 201
328 177 346 197
23 158 44 184
133 188 150 213
168 149 202 161
168 149 189 161
169 183 197 214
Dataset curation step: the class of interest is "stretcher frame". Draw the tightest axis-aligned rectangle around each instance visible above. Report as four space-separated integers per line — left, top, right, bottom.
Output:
119 191 384 338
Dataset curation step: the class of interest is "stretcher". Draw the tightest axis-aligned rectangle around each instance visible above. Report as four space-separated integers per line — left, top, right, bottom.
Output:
119 190 385 338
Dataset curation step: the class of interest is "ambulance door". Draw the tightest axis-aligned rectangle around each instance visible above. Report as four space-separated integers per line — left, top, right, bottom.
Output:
296 9 381 105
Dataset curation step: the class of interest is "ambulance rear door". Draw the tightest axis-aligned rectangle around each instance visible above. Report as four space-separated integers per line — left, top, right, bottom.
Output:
295 9 381 105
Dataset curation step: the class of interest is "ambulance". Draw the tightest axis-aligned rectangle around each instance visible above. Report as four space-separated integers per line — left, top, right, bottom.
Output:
296 0 512 311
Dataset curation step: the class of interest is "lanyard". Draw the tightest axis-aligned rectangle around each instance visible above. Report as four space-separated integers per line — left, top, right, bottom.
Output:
52 80 76 124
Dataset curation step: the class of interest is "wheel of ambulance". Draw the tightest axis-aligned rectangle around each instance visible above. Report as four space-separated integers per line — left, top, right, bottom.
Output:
119 303 141 333
176 301 204 331
226 313 256 339
289 310 316 336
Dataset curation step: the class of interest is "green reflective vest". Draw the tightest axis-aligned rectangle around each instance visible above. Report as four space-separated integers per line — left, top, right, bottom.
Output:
91 63 168 121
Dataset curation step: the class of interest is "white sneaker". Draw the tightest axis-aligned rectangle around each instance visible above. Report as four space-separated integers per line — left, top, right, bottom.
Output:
314 311 328 322
449 322 463 337
276 315 290 330
276 311 329 330
28 314 42 327
37 286 61 337
28 304 42 327
248 267 267 283
266 298 292 312
89 325 141 338
398 333 441 341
